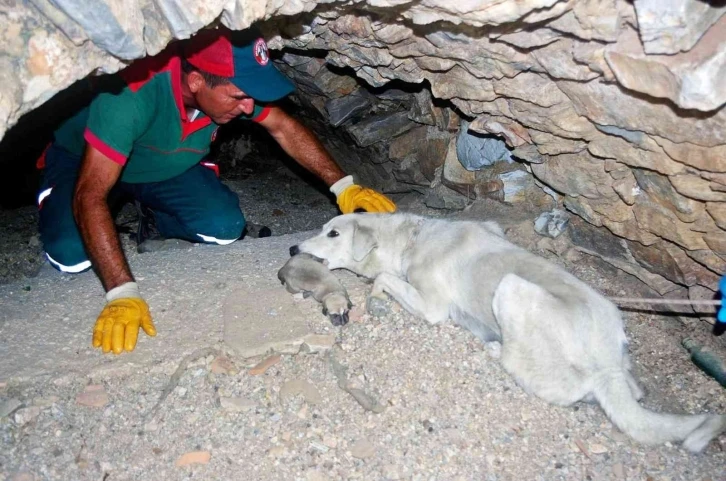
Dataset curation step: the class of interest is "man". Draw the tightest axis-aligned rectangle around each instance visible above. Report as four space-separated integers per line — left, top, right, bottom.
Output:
37 27 395 355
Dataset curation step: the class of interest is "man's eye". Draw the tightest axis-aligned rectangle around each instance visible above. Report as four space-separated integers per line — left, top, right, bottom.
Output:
327 230 339 238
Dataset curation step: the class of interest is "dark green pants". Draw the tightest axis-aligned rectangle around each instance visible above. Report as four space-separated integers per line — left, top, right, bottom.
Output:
38 145 245 273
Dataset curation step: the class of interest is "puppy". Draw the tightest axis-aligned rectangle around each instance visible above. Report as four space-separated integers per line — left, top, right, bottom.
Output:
278 252 352 326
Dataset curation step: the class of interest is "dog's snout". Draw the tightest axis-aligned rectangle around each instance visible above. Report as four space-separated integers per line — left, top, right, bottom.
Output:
289 245 300 257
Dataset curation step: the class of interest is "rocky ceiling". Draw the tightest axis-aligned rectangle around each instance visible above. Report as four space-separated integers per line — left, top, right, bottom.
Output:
2 0 726 310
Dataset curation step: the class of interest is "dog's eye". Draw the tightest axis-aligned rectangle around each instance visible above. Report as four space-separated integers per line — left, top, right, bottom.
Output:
327 230 339 238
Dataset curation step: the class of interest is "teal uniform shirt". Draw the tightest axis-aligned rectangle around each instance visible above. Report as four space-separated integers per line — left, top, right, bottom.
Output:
52 45 269 184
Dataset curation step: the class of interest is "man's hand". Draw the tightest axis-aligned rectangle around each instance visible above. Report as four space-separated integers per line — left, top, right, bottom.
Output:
331 176 396 214
93 282 157 354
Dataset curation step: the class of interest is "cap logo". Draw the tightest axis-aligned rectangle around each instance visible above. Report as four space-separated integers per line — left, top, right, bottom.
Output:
253 38 269 66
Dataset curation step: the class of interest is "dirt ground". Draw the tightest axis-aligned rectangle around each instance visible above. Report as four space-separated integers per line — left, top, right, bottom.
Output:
1 160 725 481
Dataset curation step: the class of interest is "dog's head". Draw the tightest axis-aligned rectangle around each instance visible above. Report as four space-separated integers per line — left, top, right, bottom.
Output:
290 214 379 274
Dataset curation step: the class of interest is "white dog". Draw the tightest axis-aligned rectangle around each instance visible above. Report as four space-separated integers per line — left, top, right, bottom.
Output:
291 213 726 452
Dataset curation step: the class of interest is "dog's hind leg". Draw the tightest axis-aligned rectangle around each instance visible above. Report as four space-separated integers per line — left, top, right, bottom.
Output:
493 273 589 405
370 273 449 324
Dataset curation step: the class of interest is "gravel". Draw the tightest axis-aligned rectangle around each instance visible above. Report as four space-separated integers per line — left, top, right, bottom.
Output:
1 161 725 480
1 271 724 480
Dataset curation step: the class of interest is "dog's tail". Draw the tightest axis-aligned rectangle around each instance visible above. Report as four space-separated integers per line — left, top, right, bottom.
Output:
593 372 726 452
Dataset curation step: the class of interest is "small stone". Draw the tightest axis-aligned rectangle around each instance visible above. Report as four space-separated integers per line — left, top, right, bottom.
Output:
268 446 286 458
175 451 211 466
280 379 322 405
608 428 629 444
0 398 23 418
144 420 159 432
10 472 36 481
248 355 282 376
573 439 590 456
297 404 308 419
210 356 236 375
534 209 570 238
612 462 625 478
346 387 387 413
302 334 336 353
382 464 401 480
306 470 329 481
14 406 41 426
537 237 556 254
366 296 391 318
0 381 7 389
32 396 59 407
282 431 292 442
310 440 329 453
76 384 109 408
499 169 536 204
350 438 376 459
348 306 366 323
645 452 660 465
220 396 256 413
322 435 338 449
589 443 608 454
563 248 584 264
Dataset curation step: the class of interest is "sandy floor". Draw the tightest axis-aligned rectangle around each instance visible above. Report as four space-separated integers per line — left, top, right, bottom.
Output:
1 166 724 481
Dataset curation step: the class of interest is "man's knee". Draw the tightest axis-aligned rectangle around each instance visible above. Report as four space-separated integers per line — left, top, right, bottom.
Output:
192 206 245 245
43 236 91 273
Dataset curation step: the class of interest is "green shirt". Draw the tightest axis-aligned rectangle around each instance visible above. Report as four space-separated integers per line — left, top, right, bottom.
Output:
53 46 269 183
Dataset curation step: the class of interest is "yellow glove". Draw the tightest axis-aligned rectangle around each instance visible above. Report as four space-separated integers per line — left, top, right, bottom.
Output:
331 175 396 214
93 282 157 354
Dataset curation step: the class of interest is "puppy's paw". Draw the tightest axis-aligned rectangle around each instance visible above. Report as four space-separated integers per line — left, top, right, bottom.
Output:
322 294 351 327
366 295 391 318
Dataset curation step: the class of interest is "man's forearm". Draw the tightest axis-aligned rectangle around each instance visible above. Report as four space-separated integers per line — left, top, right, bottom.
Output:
269 115 346 187
74 197 134 292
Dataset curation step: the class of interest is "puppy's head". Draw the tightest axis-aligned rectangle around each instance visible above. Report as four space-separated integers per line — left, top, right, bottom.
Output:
291 214 378 272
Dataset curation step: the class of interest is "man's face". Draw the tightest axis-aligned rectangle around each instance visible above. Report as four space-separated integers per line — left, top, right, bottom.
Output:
191 74 256 124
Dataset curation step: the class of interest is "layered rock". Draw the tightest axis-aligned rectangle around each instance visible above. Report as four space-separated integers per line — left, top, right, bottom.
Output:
2 0 726 304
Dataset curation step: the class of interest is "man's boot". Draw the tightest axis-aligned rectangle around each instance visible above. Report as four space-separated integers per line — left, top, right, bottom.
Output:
244 222 272 238
134 201 193 253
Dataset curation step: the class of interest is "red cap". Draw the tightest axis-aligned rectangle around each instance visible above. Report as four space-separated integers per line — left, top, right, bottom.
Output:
184 28 235 77
183 27 295 102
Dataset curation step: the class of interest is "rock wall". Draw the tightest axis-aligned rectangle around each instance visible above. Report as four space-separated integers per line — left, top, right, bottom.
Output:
3 0 726 304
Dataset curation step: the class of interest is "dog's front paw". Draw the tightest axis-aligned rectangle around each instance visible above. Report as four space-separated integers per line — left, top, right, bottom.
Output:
369 281 388 301
322 294 351 327
366 295 391 318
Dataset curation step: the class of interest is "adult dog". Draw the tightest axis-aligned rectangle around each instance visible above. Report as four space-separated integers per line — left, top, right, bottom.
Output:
290 213 726 452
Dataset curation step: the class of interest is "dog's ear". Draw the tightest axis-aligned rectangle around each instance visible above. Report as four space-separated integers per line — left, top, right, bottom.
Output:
352 223 377 262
